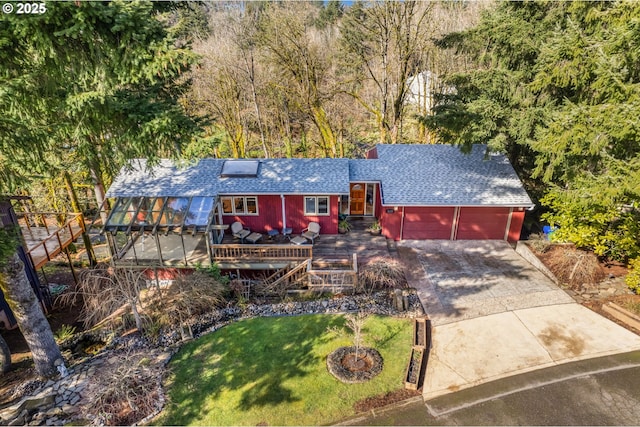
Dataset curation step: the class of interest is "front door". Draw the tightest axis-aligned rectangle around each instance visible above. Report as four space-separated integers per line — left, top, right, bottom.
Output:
350 183 365 215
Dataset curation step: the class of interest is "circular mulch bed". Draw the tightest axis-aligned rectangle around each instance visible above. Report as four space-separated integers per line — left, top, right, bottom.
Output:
327 346 383 383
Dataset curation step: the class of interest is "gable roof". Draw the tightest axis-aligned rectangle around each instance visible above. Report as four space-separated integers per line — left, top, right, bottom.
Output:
363 144 533 207
107 158 351 198
106 144 533 208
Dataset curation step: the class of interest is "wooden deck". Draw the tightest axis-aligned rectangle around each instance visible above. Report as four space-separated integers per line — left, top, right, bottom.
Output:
113 217 392 269
18 213 85 269
218 218 390 262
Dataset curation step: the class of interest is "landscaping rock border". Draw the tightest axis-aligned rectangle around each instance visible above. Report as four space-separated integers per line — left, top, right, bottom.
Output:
155 289 424 347
1 289 423 426
327 346 383 384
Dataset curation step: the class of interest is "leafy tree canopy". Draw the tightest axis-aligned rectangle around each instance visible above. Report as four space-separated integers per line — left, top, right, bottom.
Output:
424 1 640 261
0 1 204 196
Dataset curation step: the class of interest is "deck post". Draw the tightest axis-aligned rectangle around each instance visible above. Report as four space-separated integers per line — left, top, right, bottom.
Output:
180 234 188 266
63 247 79 285
154 233 164 267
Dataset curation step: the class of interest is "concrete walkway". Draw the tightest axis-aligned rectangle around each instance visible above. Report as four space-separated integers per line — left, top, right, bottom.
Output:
397 240 640 400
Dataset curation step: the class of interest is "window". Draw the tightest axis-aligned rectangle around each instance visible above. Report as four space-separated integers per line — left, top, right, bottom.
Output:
304 196 329 216
221 196 258 215
220 160 259 177
159 197 190 227
184 197 215 226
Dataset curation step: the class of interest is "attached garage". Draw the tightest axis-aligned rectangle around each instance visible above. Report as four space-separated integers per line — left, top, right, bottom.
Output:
402 207 455 240
354 144 535 242
455 207 510 240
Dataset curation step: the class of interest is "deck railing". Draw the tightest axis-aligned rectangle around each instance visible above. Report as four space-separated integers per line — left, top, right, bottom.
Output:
211 244 312 261
307 254 358 292
18 212 85 269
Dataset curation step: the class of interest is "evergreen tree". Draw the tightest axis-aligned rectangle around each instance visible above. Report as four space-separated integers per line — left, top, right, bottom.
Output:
424 1 640 261
0 0 205 378
0 1 203 204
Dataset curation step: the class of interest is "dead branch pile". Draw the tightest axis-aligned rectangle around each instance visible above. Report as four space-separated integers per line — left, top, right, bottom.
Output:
357 257 407 294
81 350 160 426
543 246 605 287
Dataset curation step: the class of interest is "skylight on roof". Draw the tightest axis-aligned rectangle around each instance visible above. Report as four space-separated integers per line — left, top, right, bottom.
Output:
220 160 260 177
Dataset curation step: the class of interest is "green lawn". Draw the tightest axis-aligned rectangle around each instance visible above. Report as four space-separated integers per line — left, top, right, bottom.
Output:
155 314 412 426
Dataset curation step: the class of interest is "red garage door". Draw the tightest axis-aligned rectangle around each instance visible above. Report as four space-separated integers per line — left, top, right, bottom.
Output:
402 207 455 239
456 207 510 240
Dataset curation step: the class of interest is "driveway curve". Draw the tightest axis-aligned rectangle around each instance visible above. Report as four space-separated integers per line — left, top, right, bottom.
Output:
398 240 640 399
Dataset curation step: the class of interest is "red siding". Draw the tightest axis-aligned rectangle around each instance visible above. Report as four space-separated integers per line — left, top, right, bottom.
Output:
456 207 510 240
507 209 526 242
220 194 338 235
366 147 378 159
221 195 283 233
374 183 383 218
379 206 402 240
284 195 338 234
402 207 455 240
144 268 191 280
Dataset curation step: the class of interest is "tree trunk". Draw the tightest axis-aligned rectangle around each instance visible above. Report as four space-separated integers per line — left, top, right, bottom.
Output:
130 299 143 332
0 333 10 374
245 53 269 158
63 171 97 267
89 163 109 225
0 253 65 378
311 105 337 158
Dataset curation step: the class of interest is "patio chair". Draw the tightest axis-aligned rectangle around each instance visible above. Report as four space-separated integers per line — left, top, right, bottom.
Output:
231 221 250 243
301 222 321 244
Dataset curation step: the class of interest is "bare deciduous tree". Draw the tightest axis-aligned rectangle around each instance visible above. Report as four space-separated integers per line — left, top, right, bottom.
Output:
148 270 227 340
68 264 147 332
259 3 340 157
339 1 435 143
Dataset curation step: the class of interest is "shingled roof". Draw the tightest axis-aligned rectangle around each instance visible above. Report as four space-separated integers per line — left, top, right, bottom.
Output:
106 158 351 198
368 144 533 207
106 144 533 208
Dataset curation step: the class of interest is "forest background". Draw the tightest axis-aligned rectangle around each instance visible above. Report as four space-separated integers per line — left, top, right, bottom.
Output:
1 0 639 267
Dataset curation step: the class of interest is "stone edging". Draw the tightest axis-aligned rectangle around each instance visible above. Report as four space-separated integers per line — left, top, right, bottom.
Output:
515 241 559 284
326 346 383 383
2 290 423 426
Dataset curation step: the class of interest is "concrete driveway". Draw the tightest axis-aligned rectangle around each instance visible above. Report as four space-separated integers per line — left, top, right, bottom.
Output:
398 240 640 400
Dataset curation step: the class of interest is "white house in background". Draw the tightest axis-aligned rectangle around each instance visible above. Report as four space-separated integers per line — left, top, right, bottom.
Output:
405 70 455 113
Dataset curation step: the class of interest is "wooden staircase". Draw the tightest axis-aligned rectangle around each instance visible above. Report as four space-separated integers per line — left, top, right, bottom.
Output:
239 254 359 297
307 254 358 293
256 259 311 297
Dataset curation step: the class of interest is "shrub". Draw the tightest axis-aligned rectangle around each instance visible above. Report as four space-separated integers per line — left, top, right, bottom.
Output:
147 270 228 340
625 258 640 294
527 233 551 254
54 324 77 344
357 257 406 294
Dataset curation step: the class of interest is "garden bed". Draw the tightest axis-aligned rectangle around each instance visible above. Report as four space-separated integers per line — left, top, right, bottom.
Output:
527 242 640 335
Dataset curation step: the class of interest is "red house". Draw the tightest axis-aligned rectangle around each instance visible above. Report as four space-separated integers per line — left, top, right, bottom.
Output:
356 144 533 242
102 144 533 267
